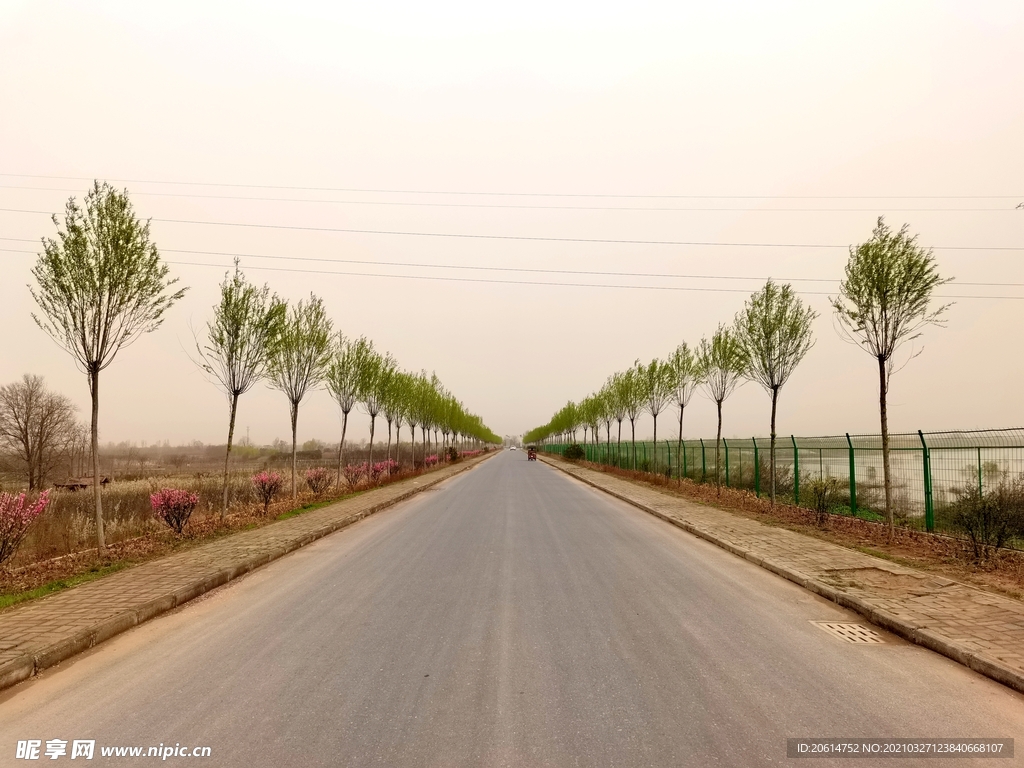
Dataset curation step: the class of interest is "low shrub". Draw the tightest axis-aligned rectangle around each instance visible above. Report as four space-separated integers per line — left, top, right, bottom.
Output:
0 491 51 566
948 478 1024 561
445 447 460 463
304 467 334 497
150 489 200 535
807 476 843 526
564 444 585 461
252 471 283 515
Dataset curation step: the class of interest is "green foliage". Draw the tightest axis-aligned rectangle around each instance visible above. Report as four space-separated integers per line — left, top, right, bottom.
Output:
31 182 187 374
564 443 585 461
268 294 334 407
832 217 950 365
735 280 816 396
696 325 748 406
195 262 286 402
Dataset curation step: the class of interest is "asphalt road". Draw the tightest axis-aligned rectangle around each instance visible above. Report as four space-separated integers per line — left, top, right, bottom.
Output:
1 451 1022 767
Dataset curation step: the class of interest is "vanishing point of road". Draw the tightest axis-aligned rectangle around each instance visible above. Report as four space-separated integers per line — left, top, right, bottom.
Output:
1 451 1022 766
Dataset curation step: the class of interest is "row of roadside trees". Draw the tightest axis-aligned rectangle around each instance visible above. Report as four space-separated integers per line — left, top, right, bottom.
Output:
29 182 499 555
524 217 950 539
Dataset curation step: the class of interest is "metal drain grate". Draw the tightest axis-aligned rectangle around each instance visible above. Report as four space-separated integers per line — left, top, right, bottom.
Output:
812 622 885 644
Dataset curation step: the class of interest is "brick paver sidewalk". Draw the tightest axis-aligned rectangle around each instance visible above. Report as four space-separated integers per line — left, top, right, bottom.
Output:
543 455 1024 694
0 454 493 692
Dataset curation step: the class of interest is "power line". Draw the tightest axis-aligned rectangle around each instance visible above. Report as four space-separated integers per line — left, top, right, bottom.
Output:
157 260 1024 300
4 250 1011 303
7 244 1019 288
0 184 1017 212
0 173 1020 200
2 208 1021 251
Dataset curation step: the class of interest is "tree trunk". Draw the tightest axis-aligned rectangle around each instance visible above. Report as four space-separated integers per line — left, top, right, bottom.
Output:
386 419 393 472
617 420 622 466
715 399 723 495
290 399 299 502
222 391 239 519
89 366 105 554
652 414 658 473
878 356 894 540
677 405 684 484
396 423 401 470
769 386 779 505
336 409 349 492
368 416 376 469
630 418 636 469
409 424 416 469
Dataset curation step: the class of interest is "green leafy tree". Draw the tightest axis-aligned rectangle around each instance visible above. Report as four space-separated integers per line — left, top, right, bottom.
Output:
832 217 950 536
194 263 285 517
640 358 675 471
735 281 817 504
359 348 397 469
667 342 701 481
326 335 373 489
622 364 646 469
31 182 186 552
696 325 748 494
268 295 333 501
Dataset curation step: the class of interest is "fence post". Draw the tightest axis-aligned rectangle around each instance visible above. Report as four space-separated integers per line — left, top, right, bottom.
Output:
724 438 730 487
791 435 799 506
978 446 983 498
846 433 857 515
919 430 934 533
700 438 706 482
753 438 760 498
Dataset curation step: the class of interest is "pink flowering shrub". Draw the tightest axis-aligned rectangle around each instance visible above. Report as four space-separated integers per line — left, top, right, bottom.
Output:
304 467 334 497
252 471 283 514
150 489 200 535
0 490 50 566
371 459 397 480
342 463 365 487
342 460 399 487
423 454 439 467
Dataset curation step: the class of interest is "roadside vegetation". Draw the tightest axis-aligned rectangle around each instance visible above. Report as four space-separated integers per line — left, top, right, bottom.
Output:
0 182 500 597
525 217 1023 561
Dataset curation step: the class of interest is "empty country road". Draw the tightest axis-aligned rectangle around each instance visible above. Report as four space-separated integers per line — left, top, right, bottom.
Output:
1 451 1022 767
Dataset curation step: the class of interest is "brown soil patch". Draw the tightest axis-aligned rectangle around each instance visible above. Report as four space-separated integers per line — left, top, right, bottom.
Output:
565 459 1024 601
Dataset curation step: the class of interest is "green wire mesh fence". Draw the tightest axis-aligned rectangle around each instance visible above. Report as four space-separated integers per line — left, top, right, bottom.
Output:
538 428 1024 548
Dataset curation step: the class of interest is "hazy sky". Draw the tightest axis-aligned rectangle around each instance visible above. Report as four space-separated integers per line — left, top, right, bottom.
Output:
1 1 1022 447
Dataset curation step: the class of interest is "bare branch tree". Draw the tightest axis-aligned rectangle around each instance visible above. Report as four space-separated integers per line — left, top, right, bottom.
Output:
30 182 186 552
832 217 951 537
735 281 817 504
0 375 79 489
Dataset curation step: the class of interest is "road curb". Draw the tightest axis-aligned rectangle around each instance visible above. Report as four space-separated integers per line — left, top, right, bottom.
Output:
541 456 1024 696
0 454 494 694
